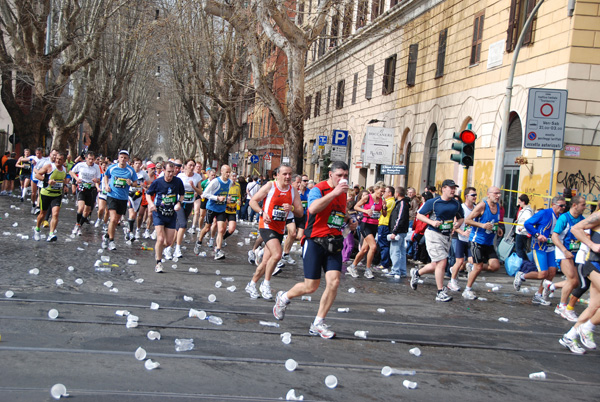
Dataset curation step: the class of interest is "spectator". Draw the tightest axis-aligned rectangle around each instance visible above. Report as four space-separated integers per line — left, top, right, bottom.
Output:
515 194 533 261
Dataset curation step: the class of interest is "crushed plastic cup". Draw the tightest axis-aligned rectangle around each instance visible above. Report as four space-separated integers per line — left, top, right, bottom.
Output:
67 266 75 271
134 278 144 284
498 317 509 322
215 281 222 288
490 286 500 292
50 383 69 399
377 308 386 313
208 294 216 303
215 270 221 275
12 222 18 227
115 310 130 316
325 375 338 389
259 320 280 327
183 295 194 302
48 309 59 319
5 290 14 298
150 302 159 310
55 279 64 286
126 320 138 328
127 259 137 265
529 371 546 379
207 315 223 325
188 267 198 273
478 297 488 301
354 330 368 339
348 288 356 293
109 288 118 293
29 268 39 275
173 257 178 262
222 277 234 282
135 346 147 360
103 281 113 288
75 278 83 285
128 314 139 322
237 242 243 246
171 264 177 269
281 334 292 344
381 366 416 376
227 285 236 292
189 308 207 320
409 347 422 357
147 330 161 340
337 308 350 313
402 380 418 389
175 338 194 352
285 358 298 371
245 238 251 244
286 388 304 401
97 249 103 254
101 255 110 262
199 251 207 257
144 359 160 370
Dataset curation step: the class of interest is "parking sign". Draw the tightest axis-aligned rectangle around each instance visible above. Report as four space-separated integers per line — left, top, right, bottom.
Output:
332 130 348 146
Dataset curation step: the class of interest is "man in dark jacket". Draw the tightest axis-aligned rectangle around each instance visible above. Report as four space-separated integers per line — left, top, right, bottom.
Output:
386 186 410 277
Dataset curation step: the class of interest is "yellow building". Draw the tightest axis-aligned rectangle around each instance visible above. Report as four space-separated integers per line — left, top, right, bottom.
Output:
303 0 600 218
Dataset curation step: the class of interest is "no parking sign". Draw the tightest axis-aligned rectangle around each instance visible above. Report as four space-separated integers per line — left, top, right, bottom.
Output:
524 88 567 150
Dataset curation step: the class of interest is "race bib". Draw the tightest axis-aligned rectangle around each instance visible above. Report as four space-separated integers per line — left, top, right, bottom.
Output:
371 210 381 219
51 180 64 190
569 240 581 251
327 210 345 229
439 220 453 234
82 182 94 190
272 205 287 221
215 191 227 204
183 191 195 202
162 194 176 206
302 200 308 209
114 177 127 188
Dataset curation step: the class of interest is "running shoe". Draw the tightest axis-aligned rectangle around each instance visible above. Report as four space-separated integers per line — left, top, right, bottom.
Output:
42 220 49 228
143 229 151 239
173 246 183 259
346 265 359 278
31 206 36 215
364 267 374 279
273 291 288 320
247 249 256 265
163 246 173 260
259 281 273 299
577 326 597 349
447 279 461 292
532 294 551 306
102 235 109 249
108 241 117 251
72 225 79 235
309 322 335 339
155 262 164 273
462 289 477 300
194 242 202 255
281 254 296 265
256 247 264 266
33 228 41 241
410 268 419 290
559 336 586 355
542 279 553 300
245 282 259 299
95 218 102 228
187 226 196 234
47 232 57 242
207 237 214 248
214 249 225 260
513 273 524 291
436 288 453 302
273 261 284 276
135 228 141 240
150 230 156 240
561 308 579 323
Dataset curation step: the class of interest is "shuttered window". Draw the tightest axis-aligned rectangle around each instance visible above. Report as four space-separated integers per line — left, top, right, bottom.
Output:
506 0 536 52
407 44 418 86
365 64 374 100
470 12 484 65
352 73 358 104
435 29 447 78
305 95 312 120
356 0 368 30
336 80 345 110
314 91 321 117
326 85 331 114
382 54 396 95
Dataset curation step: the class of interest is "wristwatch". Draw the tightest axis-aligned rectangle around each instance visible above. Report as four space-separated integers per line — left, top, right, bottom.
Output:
534 233 540 239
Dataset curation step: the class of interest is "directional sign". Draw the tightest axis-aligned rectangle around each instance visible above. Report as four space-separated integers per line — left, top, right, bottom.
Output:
332 130 348 146
250 155 259 164
380 165 407 175
318 135 328 149
524 88 567 150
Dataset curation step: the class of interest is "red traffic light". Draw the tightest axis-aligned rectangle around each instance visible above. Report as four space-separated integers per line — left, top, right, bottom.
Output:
460 129 476 144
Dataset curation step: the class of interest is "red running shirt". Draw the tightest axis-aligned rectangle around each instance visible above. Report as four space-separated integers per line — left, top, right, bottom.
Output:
259 181 294 234
303 180 347 239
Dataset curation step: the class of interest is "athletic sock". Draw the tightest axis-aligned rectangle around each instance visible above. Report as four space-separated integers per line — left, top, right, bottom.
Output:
21 188 27 198
128 219 135 232
581 320 596 332
263 280 270 286
566 305 575 311
77 213 83 225
223 230 232 240
566 326 578 339
281 292 290 304
313 316 324 326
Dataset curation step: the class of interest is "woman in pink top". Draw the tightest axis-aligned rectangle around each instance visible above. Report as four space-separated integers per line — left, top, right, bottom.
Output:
347 183 387 279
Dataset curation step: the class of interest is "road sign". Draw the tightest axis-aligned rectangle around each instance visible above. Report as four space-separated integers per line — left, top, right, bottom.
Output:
250 155 259 164
263 154 271 161
330 145 347 162
318 135 327 149
380 165 406 175
332 130 348 146
524 88 567 150
231 153 240 163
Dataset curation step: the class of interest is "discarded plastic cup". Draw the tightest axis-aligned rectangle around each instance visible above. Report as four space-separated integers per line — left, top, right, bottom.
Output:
101 255 110 262
286 389 303 401
175 338 195 352
183 295 194 302
128 315 139 322
529 371 546 379
208 315 223 325
189 308 207 320
222 277 234 282
126 320 138 328
5 290 14 298
147 331 161 340
215 270 221 275
48 309 59 319
134 278 144 284
285 358 298 371
173 257 179 262
498 317 509 322
67 266 75 271
188 267 198 273
75 278 83 285
104 281 113 288
127 259 137 265
208 294 216 303
245 238 250 244
116 310 130 316
227 285 236 292
354 330 368 339
337 308 350 313
259 320 280 327
409 347 422 357
50 383 69 399
325 375 338 389
348 287 356 293
109 288 119 293
29 268 39 275
171 264 177 269
56 279 64 286
381 366 416 376
377 308 386 313
402 380 418 389
144 359 160 370
215 281 222 288
150 302 159 310
135 347 147 360
281 335 292 345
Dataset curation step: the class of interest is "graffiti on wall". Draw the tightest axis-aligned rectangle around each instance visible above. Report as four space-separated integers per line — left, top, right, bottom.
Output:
556 170 600 196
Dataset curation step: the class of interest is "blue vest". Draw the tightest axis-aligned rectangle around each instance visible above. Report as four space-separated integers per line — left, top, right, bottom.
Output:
470 201 500 246
207 177 230 213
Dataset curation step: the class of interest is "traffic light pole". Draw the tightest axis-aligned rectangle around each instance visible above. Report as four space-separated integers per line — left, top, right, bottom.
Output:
462 166 468 197
493 0 545 188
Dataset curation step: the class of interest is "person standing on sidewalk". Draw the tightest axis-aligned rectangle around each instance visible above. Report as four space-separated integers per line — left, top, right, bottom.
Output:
410 180 464 302
376 186 396 270
514 194 534 261
272 161 357 339
386 186 410 278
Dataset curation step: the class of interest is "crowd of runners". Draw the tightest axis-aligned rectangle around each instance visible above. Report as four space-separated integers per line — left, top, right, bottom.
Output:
1 148 598 352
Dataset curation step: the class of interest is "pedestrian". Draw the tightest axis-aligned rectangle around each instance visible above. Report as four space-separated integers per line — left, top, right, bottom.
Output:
237 174 247 220
272 161 357 338
386 186 410 277
1 152 17 196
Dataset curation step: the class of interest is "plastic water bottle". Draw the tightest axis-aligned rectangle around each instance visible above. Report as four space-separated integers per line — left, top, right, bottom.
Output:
175 338 194 352
207 315 223 325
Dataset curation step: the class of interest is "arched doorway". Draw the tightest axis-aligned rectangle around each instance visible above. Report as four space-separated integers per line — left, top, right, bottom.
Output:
502 113 523 221
423 124 438 189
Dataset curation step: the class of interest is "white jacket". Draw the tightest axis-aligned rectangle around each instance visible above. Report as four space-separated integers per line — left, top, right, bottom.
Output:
515 205 533 235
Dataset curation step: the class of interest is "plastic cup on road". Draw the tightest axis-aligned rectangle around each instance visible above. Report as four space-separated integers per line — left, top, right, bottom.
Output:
5 290 14 298
285 358 297 371
150 302 159 310
48 309 59 319
75 278 83 285
402 380 418 389
147 330 161 340
208 294 216 303
144 359 160 370
245 238 250 244
529 371 546 379
377 308 386 313
409 347 421 357
354 330 368 339
183 295 193 302
67 266 75 271
50 383 69 399
215 281 222 288
135 347 147 360
29 268 39 275
56 279 64 286
325 375 338 389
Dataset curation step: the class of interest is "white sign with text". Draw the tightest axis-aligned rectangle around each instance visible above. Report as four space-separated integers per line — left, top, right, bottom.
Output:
363 126 395 165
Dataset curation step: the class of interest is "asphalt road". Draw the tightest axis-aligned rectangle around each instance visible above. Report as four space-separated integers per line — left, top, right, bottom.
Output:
0 195 598 401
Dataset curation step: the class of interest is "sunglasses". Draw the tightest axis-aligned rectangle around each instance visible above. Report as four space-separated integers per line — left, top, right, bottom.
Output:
302 179 309 182
555 204 567 208
468 194 477 197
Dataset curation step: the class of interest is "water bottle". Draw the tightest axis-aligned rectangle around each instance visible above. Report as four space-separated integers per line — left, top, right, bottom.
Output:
259 320 280 327
207 315 223 325
175 338 194 352
337 308 350 313
342 223 351 238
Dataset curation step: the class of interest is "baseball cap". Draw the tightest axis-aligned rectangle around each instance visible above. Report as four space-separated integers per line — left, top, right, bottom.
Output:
442 179 458 188
147 162 156 169
119 150 129 156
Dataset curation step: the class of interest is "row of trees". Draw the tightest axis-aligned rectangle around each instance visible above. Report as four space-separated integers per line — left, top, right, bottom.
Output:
1 0 340 171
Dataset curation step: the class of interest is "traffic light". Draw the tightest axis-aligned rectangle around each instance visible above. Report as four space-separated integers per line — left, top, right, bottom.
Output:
450 129 476 167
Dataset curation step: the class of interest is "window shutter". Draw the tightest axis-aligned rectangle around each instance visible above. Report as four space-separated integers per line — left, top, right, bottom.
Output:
506 0 517 52
435 29 447 78
365 64 374 100
523 0 536 45
352 73 358 104
407 44 418 86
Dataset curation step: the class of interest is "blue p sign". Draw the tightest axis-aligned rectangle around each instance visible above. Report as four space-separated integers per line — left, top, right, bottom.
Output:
332 130 348 146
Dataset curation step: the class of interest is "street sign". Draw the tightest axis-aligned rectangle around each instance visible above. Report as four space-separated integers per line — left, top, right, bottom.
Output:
263 154 271 161
318 135 328 146
363 126 394 164
231 153 240 163
330 145 347 162
332 130 348 146
250 155 259 164
282 156 290 164
524 88 567 150
380 165 407 175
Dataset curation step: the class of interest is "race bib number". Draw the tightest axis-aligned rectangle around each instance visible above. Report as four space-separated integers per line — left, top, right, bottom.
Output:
439 220 453 234
162 194 176 206
82 182 94 190
547 238 554 245
492 223 498 232
371 210 381 219
569 240 581 251
328 211 345 229
183 191 195 202
301 200 308 209
216 191 227 204
51 180 64 190
272 205 287 221
114 177 127 188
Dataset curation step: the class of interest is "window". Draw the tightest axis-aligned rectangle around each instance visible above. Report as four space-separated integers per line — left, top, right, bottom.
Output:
352 73 358 104
365 64 374 100
336 80 345 110
297 2 304 25
305 95 312 120
314 91 322 117
326 85 331 114
382 54 396 95
372 0 385 20
342 3 354 38
406 44 418 86
330 12 339 48
318 25 327 58
435 29 447 78
356 0 368 30
390 0 402 7
470 11 484 65
506 0 536 52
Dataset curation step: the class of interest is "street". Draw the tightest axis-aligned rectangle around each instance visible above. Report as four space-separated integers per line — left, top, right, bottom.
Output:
0 197 598 402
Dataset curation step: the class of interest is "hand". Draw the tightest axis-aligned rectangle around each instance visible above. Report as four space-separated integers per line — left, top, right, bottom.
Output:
174 203 181 212
49 179 55 186
333 180 349 196
126 179 132 186
366 209 373 217
564 250 574 259
282 203 292 213
262 213 271 224
217 196 226 202
105 185 112 193
148 203 156 212
390 234 396 241
432 220 442 228
483 222 494 231
537 234 547 244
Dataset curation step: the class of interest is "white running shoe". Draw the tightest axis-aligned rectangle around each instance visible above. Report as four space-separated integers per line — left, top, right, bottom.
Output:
155 262 164 273
245 282 260 299
72 225 79 235
273 291 288 320
102 235 109 249
309 322 335 339
447 280 461 292
364 267 374 279
143 229 151 239
259 281 273 299
207 237 214 248
108 241 117 251
577 326 597 349
163 246 173 260
542 279 553 300
462 289 477 300
561 308 578 323
281 254 296 265
346 265 359 278
94 218 102 228
33 228 41 241
214 249 225 260
559 336 586 355
135 228 141 240
173 246 183 259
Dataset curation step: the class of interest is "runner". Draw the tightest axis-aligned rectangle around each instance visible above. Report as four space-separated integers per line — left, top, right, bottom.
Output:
146 161 185 273
447 186 477 291
189 161 204 234
29 148 44 213
170 159 202 258
16 149 32 202
1 152 17 196
272 161 356 339
102 150 138 251
193 169 216 252
462 186 504 300
33 152 67 242
70 152 101 236
138 162 156 239
125 158 150 243
410 180 464 302
245 165 303 299
95 160 110 231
